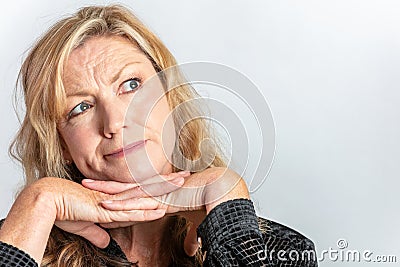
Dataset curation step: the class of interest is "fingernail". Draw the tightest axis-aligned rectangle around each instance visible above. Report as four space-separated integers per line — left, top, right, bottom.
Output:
178 171 190 175
102 200 113 204
83 179 94 183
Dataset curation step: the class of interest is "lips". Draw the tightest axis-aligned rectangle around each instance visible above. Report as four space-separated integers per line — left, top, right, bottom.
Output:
106 139 148 158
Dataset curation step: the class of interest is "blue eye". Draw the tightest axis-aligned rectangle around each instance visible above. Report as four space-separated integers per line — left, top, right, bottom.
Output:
120 78 141 94
68 102 92 119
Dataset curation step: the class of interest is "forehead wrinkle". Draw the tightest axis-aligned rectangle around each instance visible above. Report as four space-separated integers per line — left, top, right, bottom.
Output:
63 65 95 97
90 47 145 80
64 52 115 95
64 36 147 95
63 49 97 93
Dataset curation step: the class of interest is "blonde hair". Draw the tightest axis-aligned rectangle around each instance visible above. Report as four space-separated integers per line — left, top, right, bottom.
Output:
10 4 227 266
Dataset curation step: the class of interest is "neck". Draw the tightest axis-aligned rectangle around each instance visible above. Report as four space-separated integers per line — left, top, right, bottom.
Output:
109 216 173 266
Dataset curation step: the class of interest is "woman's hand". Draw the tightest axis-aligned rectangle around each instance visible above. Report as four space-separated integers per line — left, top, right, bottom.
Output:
0 171 187 263
87 167 249 214
82 167 250 256
53 171 189 246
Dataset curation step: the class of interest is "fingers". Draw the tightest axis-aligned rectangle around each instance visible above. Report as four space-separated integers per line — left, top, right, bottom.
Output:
115 175 185 199
141 171 191 186
101 197 162 211
108 209 166 222
55 221 110 249
82 171 190 197
99 221 138 229
74 224 110 248
82 179 140 194
184 223 200 256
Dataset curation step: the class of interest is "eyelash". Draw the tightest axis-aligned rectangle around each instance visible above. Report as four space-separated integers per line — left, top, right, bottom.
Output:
66 77 142 120
120 77 142 94
66 102 93 120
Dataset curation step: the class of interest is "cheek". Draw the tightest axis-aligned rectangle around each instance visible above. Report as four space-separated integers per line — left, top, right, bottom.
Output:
148 96 175 134
123 97 176 179
125 79 176 150
157 103 175 155
61 125 99 160
142 96 175 172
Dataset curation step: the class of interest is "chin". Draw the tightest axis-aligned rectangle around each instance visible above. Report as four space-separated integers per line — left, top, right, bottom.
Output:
124 142 173 183
126 160 168 183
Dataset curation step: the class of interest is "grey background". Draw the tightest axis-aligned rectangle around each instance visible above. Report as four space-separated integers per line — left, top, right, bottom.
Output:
1 1 399 266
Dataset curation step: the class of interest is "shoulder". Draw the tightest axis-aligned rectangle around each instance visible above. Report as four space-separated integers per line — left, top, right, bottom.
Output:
257 217 315 250
257 216 318 266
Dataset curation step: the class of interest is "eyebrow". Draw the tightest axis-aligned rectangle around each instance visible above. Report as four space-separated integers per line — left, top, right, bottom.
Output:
66 61 141 97
109 62 141 84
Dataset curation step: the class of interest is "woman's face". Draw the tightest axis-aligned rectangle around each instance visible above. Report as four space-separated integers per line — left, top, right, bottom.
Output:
57 35 175 183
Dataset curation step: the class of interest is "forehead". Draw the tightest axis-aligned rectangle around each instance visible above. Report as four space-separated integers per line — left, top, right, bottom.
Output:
63 35 148 82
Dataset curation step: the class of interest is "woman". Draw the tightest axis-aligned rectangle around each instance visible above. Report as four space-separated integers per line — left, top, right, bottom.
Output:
0 4 317 267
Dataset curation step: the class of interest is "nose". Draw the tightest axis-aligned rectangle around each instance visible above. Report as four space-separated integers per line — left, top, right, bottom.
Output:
100 98 126 138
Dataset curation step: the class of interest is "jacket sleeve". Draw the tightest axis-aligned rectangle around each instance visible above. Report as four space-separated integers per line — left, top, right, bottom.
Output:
0 219 38 267
196 198 273 267
0 241 38 267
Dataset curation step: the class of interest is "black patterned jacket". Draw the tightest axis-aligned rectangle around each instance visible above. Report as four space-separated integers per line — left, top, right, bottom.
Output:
0 199 317 266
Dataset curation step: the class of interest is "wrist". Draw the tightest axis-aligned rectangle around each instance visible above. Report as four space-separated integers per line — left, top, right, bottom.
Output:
26 178 59 219
203 169 250 214
0 178 58 264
